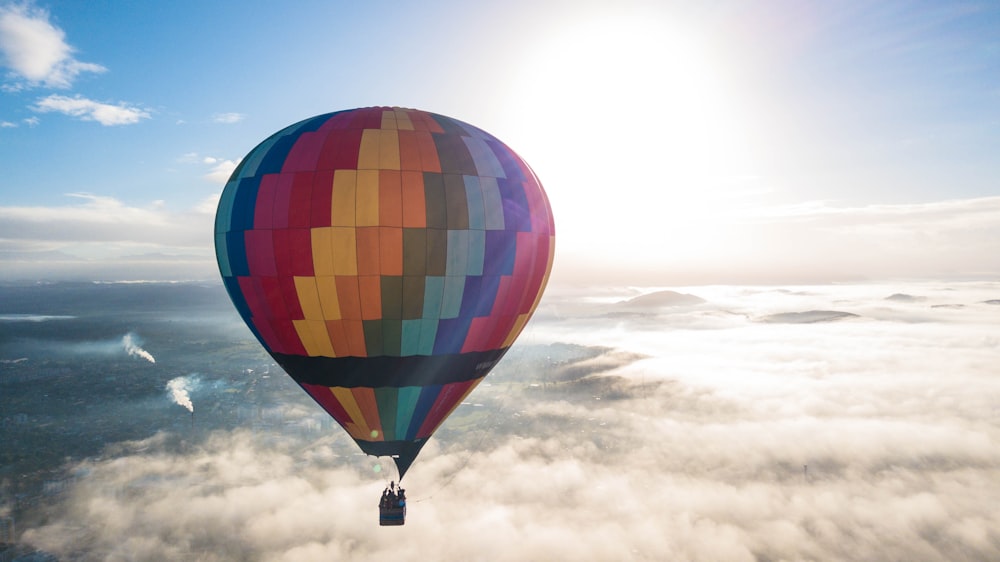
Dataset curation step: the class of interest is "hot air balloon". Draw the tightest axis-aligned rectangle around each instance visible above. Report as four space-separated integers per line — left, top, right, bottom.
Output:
214 107 555 518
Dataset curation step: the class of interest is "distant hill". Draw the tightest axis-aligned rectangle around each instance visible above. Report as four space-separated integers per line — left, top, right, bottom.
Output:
618 290 706 309
886 293 924 302
758 310 860 324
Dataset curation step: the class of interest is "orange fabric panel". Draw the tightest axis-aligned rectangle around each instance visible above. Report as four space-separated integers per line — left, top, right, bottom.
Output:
326 319 351 357
342 318 367 356
315 276 341 320
355 227 380 275
414 130 441 173
335 275 363 320
401 171 426 228
351 387 384 440
378 170 403 226
379 227 403 276
358 275 382 320
397 130 423 171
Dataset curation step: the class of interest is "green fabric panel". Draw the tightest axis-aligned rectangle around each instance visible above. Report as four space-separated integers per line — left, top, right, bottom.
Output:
423 173 447 229
374 387 399 441
363 319 383 356
402 228 426 276
425 228 447 276
401 319 423 355
215 231 231 277
381 276 403 319
443 174 470 230
402 275 425 319
394 386 423 441
382 318 402 357
417 318 438 355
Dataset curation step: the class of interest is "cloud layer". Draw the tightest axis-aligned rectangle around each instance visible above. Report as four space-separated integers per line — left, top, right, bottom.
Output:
0 3 105 88
19 282 1000 561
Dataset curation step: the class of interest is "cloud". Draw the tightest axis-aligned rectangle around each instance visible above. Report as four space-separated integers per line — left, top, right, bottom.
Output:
205 159 237 184
17 282 1000 561
0 4 106 88
0 192 216 281
212 112 245 124
31 94 150 125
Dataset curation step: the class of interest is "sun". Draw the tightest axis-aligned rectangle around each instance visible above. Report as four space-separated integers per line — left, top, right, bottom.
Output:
502 14 758 281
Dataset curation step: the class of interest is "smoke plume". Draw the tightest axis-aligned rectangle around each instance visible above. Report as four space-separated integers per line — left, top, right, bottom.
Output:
166 376 195 412
122 332 155 363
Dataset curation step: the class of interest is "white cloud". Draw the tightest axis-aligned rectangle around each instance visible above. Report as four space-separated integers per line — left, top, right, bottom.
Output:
205 158 237 184
32 94 150 125
1 119 14 127
0 4 106 88
16 282 1000 560
212 112 245 124
0 192 216 281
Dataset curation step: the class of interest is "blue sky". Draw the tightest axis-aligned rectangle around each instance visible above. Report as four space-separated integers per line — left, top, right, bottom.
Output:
1 0 999 284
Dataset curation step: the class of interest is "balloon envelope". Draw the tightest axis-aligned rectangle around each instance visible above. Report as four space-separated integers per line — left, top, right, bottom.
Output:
215 107 554 478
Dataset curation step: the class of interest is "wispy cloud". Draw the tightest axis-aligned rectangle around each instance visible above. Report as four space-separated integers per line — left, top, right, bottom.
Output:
32 94 150 125
212 112 245 124
0 193 216 280
0 4 105 89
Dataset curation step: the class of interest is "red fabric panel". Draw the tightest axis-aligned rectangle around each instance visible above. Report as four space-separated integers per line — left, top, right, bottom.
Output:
274 318 306 355
254 174 278 229
397 130 422 171
287 172 314 228
318 128 363 171
342 318 367 356
271 173 294 229
245 230 277 277
310 169 335 227
276 273 304 319
300 383 353 427
282 131 325 173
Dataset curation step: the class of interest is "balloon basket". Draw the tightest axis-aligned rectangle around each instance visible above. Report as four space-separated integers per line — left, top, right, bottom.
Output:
379 505 406 526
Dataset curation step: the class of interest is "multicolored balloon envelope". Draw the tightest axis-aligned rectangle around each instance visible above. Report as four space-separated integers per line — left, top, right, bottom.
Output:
215 107 555 478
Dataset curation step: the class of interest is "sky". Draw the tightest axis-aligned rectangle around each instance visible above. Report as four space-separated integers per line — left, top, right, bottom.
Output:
0 0 998 285
11 280 1000 560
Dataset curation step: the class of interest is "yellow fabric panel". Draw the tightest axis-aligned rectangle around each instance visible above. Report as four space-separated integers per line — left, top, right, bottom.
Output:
315 275 341 321
332 387 371 435
307 319 336 356
310 227 334 276
329 227 358 276
502 313 530 348
358 129 380 170
394 109 414 131
355 170 380 226
292 319 317 354
294 276 324 320
331 170 357 227
378 129 400 170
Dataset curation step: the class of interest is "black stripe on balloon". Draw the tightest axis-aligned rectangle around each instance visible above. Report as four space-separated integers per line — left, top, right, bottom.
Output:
271 348 509 388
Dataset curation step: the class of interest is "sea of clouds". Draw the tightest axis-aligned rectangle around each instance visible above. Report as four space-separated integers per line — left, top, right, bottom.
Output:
21 281 1000 561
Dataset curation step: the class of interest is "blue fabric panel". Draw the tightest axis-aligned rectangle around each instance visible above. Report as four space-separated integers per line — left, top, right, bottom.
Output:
406 385 442 440
229 177 260 232
422 276 445 319
458 275 482 318
463 136 506 178
498 178 530 232
433 315 473 354
479 177 505 230
417 318 438 355
463 175 486 230
446 230 469 276
483 230 516 277
486 139 527 182
400 319 423 356
225 230 249 277
395 386 422 441
440 275 465 319
215 180 239 233
474 275 501 316
466 229 485 276
215 231 232 277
